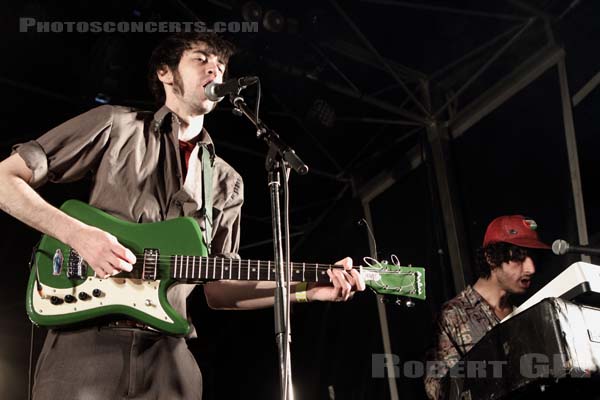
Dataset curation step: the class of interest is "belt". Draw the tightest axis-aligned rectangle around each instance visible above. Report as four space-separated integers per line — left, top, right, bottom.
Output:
103 319 160 333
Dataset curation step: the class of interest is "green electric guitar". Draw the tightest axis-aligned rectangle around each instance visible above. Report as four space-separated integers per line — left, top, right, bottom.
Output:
26 200 426 336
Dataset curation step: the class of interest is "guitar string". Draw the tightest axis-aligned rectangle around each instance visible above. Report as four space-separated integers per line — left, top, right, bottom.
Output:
61 258 419 277
73 249 414 267
94 254 418 274
112 263 418 276
59 254 420 276
58 260 421 291
101 271 419 284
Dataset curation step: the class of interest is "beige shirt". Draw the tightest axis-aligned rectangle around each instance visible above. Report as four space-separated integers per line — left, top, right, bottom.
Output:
14 104 244 334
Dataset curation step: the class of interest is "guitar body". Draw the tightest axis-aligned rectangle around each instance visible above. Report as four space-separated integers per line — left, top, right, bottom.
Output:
26 200 207 336
26 200 426 336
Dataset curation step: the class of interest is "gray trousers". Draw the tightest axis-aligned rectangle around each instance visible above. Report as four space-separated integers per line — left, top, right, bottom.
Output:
32 327 202 400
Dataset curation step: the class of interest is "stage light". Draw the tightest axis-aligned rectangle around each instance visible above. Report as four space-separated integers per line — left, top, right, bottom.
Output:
263 9 285 32
241 1 263 23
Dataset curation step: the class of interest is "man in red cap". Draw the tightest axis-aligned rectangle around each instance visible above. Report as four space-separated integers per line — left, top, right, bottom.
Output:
424 215 550 400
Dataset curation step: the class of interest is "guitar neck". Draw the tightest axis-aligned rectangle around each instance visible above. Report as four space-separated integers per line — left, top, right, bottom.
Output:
169 255 337 283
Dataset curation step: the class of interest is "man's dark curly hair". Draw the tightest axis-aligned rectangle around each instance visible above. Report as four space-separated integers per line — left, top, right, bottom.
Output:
148 32 236 105
474 242 529 279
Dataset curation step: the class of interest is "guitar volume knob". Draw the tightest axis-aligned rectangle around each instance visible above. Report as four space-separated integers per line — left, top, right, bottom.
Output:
50 296 63 305
64 295 76 303
92 289 103 297
78 292 90 301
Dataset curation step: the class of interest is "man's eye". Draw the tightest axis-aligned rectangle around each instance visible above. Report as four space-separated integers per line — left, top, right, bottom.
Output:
197 58 207 63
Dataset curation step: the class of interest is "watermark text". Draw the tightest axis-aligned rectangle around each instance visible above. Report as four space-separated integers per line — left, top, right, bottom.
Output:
19 18 259 33
372 353 588 379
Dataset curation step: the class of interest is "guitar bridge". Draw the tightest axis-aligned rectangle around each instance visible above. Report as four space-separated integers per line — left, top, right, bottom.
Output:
67 249 87 280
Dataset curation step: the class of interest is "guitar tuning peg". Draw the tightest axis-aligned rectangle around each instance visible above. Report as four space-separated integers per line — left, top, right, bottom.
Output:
394 297 416 308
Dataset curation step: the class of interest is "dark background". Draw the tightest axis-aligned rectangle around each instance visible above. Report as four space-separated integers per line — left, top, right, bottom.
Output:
1 1 599 399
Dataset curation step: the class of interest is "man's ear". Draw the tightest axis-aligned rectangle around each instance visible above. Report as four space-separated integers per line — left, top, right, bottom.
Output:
485 253 494 267
485 251 501 276
157 66 173 85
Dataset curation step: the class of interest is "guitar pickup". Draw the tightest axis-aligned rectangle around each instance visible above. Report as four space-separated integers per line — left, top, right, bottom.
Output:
142 248 160 280
66 249 87 280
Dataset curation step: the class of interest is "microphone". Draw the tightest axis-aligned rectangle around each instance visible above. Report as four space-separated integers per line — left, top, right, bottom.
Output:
204 76 259 102
551 239 600 256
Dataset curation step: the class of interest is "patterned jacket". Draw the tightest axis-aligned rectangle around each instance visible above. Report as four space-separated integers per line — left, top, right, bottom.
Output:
424 286 501 399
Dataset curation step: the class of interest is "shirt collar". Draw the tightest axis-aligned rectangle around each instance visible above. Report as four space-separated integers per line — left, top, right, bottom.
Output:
464 285 486 306
463 285 500 321
152 104 172 130
153 105 216 157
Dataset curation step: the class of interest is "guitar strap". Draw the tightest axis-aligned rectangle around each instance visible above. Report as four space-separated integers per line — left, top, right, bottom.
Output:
200 144 214 254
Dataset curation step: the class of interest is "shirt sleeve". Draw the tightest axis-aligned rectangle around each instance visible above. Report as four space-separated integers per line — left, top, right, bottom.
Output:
424 307 462 400
12 105 114 188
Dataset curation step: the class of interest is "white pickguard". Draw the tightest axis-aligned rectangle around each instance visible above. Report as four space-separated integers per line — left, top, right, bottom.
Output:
31 276 174 324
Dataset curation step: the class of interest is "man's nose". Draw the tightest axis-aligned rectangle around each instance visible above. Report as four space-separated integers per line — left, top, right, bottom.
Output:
524 256 536 274
205 61 222 78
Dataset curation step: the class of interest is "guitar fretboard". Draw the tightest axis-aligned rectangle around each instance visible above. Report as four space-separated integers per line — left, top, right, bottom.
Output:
170 256 334 283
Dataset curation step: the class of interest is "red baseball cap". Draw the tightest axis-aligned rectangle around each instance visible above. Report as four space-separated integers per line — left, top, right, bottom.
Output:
483 215 550 249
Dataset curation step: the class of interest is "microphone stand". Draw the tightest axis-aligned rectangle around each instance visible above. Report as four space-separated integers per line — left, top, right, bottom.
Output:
229 92 308 400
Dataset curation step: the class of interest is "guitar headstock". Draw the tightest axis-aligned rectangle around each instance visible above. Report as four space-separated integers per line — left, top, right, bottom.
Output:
361 262 426 300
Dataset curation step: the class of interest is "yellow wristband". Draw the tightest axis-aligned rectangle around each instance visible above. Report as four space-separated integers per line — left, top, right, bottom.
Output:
295 282 308 303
